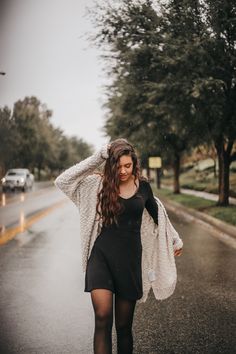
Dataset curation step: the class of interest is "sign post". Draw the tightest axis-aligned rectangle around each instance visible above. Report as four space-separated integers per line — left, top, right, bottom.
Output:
148 157 162 189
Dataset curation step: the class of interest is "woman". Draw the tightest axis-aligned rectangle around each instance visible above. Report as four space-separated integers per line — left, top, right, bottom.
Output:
55 138 183 354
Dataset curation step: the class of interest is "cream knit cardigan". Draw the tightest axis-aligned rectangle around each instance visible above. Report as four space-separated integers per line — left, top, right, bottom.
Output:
54 145 183 303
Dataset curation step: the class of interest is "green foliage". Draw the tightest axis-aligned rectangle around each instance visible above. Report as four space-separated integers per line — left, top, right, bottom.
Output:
91 0 236 202
0 96 93 179
93 0 208 166
206 205 236 226
12 97 52 168
0 106 18 174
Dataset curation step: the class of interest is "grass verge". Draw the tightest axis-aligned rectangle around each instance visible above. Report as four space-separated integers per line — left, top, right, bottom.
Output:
153 186 236 227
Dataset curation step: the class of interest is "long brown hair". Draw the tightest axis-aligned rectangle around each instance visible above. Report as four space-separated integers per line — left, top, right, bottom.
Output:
96 138 141 227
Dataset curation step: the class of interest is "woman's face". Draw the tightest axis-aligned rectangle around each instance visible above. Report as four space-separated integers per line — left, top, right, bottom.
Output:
117 154 134 182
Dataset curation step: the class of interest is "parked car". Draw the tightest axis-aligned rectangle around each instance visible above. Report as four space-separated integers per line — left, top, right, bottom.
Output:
1 169 34 192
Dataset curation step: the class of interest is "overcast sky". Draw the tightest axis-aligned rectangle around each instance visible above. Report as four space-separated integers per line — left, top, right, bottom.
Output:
0 0 110 150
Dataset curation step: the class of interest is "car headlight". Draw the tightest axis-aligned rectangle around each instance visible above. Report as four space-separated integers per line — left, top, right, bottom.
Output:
1 178 6 183
20 178 24 183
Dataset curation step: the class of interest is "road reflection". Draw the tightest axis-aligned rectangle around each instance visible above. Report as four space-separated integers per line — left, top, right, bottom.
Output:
1 193 6 206
20 211 25 233
0 224 5 234
0 186 67 246
1 191 28 207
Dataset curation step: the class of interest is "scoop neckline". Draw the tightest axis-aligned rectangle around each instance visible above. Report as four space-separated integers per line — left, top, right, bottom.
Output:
118 179 141 200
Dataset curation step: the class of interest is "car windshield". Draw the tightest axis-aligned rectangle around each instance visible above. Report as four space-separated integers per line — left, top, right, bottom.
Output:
7 172 25 176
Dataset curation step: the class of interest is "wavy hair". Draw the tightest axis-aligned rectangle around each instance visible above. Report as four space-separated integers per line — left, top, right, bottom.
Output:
96 138 142 227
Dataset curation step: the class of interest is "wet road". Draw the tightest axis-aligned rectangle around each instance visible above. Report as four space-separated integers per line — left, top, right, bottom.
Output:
0 187 235 353
0 182 59 229
0 190 93 354
134 211 236 354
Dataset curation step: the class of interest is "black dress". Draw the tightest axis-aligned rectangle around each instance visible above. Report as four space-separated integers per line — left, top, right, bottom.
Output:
84 179 158 300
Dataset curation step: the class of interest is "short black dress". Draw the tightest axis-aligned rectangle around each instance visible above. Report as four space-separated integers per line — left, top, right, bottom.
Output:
84 179 158 300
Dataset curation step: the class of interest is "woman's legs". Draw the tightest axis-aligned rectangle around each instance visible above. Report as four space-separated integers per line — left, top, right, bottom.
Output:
91 289 114 354
115 294 137 354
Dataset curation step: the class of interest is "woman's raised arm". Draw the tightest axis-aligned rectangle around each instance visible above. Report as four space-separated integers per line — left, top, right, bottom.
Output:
54 144 109 203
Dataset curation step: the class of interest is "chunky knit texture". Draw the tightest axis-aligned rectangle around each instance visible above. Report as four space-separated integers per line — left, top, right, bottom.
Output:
54 145 183 303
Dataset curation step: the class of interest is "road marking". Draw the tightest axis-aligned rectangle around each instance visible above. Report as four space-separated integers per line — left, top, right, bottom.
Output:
0 185 55 208
0 199 68 246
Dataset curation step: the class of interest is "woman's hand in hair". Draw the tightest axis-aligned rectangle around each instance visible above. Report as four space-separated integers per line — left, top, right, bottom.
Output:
101 143 111 160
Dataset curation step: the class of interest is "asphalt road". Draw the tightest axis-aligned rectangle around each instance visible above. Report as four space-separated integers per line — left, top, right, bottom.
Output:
0 183 64 243
0 187 235 353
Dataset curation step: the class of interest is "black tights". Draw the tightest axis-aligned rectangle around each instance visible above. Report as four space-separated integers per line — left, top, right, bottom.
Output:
91 289 136 354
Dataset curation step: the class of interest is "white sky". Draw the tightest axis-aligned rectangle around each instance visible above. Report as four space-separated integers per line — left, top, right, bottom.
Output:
0 0 110 150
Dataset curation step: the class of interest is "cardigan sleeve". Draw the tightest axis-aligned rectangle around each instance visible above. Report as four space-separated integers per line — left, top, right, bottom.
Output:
54 144 109 203
155 196 183 251
167 217 183 251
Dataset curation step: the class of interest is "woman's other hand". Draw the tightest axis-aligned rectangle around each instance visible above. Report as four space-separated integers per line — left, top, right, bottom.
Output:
174 248 183 256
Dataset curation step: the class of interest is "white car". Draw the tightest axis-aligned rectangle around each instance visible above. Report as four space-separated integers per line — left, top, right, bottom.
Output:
1 168 34 192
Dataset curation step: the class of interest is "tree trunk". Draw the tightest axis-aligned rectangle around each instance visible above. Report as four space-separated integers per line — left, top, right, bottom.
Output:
37 165 41 181
0 162 5 179
213 158 217 178
173 153 180 194
215 139 231 206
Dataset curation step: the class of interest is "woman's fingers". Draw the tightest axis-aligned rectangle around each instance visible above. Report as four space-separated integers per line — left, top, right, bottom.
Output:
174 248 183 256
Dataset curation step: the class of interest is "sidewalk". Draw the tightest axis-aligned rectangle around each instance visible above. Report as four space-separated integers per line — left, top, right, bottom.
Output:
162 184 236 205
181 187 236 205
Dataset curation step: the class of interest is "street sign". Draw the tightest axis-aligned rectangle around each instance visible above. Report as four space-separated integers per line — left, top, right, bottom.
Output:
148 157 162 168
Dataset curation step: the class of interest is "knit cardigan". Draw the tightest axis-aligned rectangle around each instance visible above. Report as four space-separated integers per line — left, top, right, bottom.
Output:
54 145 183 303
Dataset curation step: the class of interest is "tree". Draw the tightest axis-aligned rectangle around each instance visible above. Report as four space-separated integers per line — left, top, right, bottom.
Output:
191 0 236 205
91 0 236 203
0 96 94 180
0 106 18 176
92 0 206 193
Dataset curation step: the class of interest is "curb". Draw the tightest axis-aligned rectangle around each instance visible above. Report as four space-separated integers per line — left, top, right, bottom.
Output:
159 196 236 247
